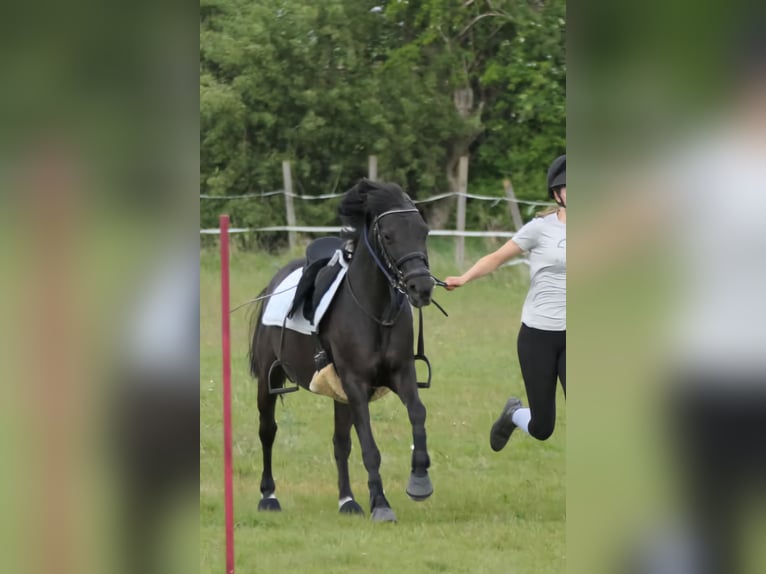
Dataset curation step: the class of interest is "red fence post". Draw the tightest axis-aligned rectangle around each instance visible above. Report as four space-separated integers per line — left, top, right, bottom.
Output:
220 214 235 574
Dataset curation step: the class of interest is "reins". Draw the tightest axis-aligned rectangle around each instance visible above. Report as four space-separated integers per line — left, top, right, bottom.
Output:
230 213 450 319
345 273 406 327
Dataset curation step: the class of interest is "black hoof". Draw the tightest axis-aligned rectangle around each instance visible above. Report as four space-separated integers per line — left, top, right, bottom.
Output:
339 499 364 516
258 497 282 512
371 507 397 522
406 472 433 501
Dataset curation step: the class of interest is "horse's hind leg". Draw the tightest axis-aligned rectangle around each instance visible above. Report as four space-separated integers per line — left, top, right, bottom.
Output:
333 402 364 515
395 366 433 501
257 369 281 511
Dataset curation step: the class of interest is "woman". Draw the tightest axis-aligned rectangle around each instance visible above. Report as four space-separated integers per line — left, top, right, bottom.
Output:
445 155 566 451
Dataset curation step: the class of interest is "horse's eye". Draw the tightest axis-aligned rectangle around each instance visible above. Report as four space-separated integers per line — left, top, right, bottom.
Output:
383 233 392 242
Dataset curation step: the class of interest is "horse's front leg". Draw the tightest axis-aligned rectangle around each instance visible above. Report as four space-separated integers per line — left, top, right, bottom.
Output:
394 365 433 501
345 377 396 522
333 401 364 515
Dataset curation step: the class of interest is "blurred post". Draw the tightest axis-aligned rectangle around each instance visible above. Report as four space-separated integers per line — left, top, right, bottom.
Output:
368 155 378 181
219 215 235 574
455 155 469 268
281 161 296 250
503 178 524 231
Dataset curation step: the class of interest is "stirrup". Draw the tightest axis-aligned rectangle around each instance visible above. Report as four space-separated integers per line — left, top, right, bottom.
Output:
267 360 299 395
313 349 330 371
414 354 432 389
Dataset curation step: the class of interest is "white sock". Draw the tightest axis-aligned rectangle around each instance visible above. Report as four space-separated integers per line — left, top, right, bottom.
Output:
511 408 531 434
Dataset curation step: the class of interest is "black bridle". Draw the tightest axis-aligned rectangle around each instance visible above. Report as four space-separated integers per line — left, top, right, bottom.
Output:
346 207 448 326
364 208 432 295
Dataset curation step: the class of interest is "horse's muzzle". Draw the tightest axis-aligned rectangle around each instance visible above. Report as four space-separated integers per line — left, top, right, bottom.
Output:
405 273 434 308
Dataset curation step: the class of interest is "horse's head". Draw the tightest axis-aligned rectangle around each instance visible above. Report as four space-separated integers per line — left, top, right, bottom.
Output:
339 180 434 308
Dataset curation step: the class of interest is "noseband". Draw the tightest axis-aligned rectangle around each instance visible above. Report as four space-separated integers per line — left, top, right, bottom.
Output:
362 208 431 294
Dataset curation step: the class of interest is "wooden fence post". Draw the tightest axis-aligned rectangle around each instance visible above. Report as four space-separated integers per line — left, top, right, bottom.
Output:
455 155 469 269
282 160 296 250
503 178 524 231
368 155 378 181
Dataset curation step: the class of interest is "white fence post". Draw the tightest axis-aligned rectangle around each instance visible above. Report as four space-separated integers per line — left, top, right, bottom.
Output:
503 178 524 231
282 160 297 250
368 155 378 181
455 155 469 269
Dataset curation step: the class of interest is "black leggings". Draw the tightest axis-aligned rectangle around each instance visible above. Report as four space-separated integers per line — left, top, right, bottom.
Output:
517 323 566 440
669 380 766 574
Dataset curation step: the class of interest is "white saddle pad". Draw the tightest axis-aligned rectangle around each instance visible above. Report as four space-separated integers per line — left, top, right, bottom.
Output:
261 250 348 335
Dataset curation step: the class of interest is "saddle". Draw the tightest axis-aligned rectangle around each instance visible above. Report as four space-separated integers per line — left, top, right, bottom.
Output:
288 236 345 325
269 235 436 398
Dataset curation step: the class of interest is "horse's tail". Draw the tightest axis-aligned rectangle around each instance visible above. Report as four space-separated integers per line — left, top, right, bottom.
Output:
248 259 306 379
247 258 305 381
248 285 269 379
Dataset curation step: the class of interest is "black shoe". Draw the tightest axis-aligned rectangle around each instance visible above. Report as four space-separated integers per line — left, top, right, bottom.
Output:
313 350 330 371
489 397 523 452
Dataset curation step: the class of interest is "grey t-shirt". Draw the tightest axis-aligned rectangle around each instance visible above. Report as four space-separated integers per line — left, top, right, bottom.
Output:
511 212 566 331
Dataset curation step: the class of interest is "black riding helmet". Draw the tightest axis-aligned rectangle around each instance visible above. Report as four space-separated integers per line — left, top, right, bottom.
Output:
547 154 566 206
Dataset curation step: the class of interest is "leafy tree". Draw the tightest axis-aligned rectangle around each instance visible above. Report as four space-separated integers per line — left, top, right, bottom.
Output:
200 0 565 247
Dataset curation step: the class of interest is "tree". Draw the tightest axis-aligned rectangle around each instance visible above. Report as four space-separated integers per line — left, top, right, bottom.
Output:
200 0 565 245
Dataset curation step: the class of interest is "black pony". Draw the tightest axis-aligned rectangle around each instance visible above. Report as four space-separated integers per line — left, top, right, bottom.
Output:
249 180 436 522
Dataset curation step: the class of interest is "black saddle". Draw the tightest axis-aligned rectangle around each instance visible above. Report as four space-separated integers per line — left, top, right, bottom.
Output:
288 237 345 325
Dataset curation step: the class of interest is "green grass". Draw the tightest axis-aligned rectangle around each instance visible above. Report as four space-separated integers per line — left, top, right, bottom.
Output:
200 238 566 573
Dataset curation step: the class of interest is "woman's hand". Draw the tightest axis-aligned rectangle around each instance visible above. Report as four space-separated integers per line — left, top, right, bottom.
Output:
444 276 467 291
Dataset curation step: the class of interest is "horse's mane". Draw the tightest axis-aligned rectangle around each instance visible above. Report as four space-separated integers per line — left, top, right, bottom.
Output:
337 179 414 242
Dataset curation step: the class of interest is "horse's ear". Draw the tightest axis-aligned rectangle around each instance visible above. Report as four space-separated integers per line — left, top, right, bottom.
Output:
353 178 376 198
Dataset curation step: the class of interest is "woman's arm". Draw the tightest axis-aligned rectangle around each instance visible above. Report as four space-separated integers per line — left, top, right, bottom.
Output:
444 239 524 290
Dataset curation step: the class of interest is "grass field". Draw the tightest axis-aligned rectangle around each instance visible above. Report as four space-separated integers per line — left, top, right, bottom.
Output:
200 238 566 574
